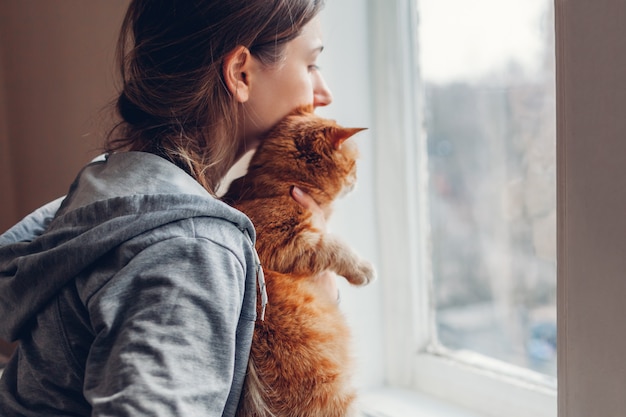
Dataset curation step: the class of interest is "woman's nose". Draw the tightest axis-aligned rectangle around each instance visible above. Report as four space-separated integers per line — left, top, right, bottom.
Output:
313 74 333 108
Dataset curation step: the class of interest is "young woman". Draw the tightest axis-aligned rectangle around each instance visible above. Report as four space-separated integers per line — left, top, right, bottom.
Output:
0 1 336 415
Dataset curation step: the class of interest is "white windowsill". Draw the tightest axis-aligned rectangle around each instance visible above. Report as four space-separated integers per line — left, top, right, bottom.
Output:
358 387 484 417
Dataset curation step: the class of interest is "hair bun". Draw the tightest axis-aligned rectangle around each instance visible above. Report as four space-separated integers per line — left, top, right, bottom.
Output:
117 90 152 126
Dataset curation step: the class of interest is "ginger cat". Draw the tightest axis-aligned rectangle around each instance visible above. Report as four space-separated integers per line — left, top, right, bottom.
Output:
224 106 375 417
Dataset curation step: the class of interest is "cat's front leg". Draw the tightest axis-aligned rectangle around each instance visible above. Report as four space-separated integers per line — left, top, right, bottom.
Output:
336 253 376 286
320 235 376 286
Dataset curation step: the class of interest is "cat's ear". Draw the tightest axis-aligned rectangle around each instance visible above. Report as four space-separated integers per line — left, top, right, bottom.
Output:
223 46 252 103
332 127 367 148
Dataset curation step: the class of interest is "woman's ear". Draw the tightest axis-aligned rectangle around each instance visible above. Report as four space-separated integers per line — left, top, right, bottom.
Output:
223 46 252 103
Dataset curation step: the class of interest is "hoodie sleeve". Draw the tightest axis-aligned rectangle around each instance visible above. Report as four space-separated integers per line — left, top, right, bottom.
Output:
83 230 252 417
0 197 64 246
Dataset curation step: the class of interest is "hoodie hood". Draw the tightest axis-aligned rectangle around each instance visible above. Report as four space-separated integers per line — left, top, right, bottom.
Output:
0 152 255 341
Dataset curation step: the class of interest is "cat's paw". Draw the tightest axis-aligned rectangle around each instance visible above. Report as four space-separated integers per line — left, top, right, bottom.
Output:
345 261 376 286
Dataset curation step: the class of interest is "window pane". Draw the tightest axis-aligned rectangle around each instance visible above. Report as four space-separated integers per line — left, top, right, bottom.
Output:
419 0 556 377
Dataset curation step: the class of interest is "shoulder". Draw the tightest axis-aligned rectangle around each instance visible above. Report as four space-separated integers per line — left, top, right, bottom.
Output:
68 198 257 308
81 220 257 327
137 214 255 270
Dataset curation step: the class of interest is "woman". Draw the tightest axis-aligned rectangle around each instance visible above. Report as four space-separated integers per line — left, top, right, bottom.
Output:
0 1 335 415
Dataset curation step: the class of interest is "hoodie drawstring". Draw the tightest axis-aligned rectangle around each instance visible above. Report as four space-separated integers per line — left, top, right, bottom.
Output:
244 229 268 321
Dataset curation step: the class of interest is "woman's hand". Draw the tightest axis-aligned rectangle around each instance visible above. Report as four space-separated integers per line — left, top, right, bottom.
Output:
291 186 339 303
290 186 327 231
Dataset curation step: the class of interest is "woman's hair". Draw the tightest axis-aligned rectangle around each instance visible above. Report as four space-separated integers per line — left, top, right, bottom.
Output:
106 0 325 194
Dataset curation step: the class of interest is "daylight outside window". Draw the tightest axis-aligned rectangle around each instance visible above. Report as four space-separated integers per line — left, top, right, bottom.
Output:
417 0 557 380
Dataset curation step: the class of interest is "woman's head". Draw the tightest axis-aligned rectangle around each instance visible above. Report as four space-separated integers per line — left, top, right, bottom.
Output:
226 16 333 149
108 0 328 194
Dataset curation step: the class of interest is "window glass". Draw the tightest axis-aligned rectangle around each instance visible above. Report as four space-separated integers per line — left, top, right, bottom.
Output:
418 0 557 377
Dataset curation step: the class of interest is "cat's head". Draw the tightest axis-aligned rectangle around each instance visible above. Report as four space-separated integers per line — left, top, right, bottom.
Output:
247 105 366 206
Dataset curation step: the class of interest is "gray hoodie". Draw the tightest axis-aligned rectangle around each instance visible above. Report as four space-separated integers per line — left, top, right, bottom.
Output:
0 152 259 417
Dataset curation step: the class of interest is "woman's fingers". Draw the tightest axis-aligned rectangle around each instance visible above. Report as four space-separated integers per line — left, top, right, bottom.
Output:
291 186 338 301
291 186 326 232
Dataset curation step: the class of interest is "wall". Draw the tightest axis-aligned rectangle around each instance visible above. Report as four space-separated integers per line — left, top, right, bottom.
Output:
0 0 128 231
557 0 626 416
0 41 16 230
318 0 385 389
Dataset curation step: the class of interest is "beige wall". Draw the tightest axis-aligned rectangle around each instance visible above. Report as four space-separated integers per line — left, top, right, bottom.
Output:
0 1 128 232
0 42 16 230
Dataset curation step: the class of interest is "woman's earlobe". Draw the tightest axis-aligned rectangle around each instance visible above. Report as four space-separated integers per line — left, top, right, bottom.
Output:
223 46 251 103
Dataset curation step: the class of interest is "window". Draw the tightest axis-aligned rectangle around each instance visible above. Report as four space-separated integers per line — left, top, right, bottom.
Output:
421 0 557 378
369 0 557 416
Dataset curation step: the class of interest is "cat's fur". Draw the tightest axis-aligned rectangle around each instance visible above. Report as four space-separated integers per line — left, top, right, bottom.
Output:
223 106 375 417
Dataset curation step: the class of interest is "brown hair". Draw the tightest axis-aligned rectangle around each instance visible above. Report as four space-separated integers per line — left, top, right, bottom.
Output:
106 0 325 194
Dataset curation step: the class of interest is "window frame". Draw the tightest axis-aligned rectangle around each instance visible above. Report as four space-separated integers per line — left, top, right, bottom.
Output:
369 1 557 415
